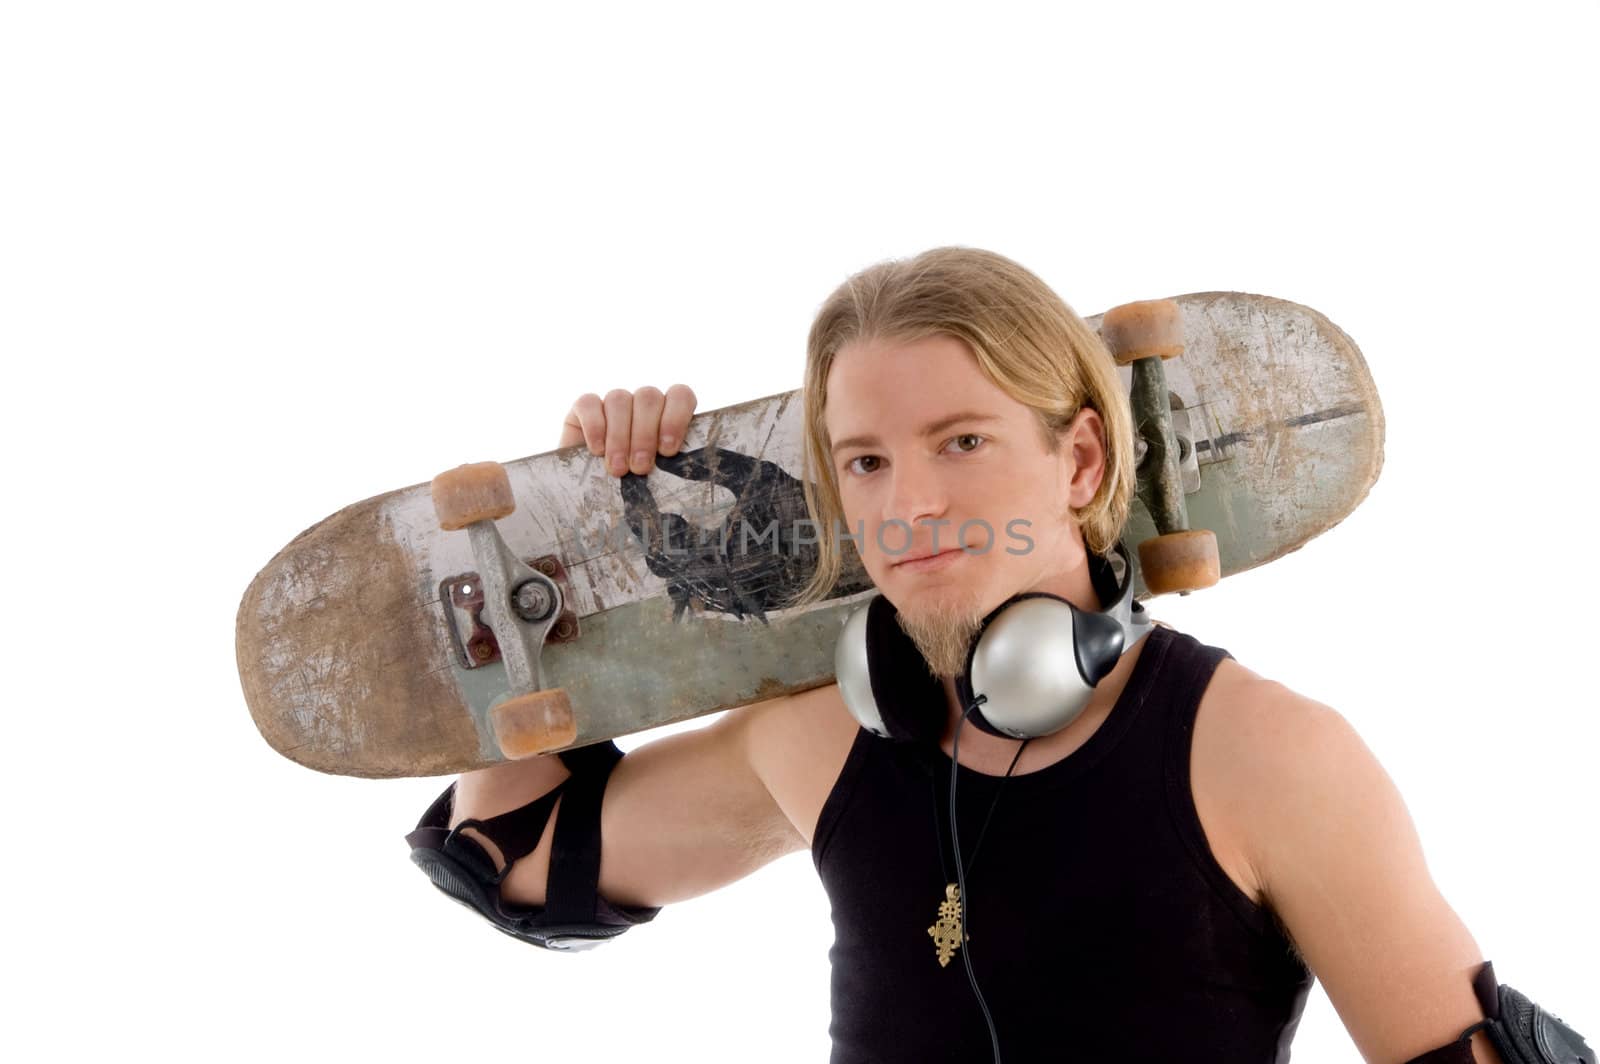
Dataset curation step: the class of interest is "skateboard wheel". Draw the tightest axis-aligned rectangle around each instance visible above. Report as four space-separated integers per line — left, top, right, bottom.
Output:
491 689 578 759
431 462 516 531
1101 299 1184 365
1137 530 1220 595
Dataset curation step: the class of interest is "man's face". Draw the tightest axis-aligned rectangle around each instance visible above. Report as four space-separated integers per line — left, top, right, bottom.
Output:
824 333 1099 676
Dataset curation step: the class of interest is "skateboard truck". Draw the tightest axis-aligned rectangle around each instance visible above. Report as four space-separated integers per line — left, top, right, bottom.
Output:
441 556 580 672
431 461 578 758
1102 299 1221 596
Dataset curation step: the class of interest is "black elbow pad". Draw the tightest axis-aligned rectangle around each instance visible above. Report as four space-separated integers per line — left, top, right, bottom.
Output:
1401 961 1591 1064
1471 961 1593 1064
405 741 661 951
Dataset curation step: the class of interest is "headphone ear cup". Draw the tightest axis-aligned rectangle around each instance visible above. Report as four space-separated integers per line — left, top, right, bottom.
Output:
834 594 948 745
965 595 1094 739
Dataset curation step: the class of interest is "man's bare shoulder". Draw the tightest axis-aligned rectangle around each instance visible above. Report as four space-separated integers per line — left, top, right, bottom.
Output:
1194 656 1346 801
725 682 861 847
1189 655 1347 907
1202 656 1338 734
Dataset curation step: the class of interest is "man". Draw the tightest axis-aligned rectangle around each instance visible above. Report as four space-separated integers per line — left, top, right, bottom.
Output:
413 248 1512 1062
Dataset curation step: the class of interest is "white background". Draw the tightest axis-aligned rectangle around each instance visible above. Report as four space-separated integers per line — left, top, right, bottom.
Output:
4 2 1596 1061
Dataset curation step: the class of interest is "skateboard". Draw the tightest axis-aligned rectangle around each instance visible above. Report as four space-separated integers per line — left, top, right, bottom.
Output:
235 292 1384 778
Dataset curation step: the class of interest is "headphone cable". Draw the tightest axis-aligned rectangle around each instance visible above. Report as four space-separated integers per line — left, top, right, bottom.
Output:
950 695 1028 1064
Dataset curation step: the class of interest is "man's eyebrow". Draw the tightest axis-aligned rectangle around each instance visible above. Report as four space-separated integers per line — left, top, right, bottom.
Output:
831 411 1003 454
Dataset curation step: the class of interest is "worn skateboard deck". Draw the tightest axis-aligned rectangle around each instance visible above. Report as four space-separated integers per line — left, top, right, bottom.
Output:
236 292 1383 778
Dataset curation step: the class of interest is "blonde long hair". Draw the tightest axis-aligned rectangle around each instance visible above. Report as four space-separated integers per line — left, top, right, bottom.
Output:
786 246 1135 610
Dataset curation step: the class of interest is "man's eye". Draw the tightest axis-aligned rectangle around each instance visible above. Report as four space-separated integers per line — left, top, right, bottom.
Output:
843 436 983 477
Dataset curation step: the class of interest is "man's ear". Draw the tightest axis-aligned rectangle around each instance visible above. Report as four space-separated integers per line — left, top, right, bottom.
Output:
1058 407 1106 509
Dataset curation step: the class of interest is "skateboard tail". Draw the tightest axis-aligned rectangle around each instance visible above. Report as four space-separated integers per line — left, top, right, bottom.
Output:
235 494 478 779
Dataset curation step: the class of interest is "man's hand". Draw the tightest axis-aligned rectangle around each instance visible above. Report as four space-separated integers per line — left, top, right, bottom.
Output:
561 385 699 477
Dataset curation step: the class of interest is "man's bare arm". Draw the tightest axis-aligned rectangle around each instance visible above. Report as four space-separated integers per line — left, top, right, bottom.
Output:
451 688 825 902
1221 676 1504 1063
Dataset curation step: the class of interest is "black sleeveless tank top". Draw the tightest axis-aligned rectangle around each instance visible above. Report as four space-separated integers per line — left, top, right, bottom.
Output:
811 622 1314 1063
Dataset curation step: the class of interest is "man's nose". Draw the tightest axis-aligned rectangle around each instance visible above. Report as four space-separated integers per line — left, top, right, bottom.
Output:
884 457 949 535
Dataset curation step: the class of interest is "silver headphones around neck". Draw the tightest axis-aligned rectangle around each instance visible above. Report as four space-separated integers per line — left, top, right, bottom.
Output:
833 542 1152 743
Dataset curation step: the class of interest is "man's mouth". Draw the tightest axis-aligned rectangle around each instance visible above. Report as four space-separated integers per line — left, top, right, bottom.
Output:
893 547 966 570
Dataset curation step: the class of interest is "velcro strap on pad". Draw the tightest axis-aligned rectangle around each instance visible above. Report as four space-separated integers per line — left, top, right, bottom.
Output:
545 751 611 924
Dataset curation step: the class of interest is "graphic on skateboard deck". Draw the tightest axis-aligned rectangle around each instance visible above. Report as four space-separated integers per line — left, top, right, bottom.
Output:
236 292 1383 778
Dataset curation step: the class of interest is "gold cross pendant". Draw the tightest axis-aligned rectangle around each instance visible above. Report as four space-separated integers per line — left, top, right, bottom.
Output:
927 883 967 967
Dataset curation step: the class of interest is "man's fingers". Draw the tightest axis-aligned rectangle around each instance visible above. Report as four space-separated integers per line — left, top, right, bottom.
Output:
562 393 605 453
629 387 666 474
602 390 634 477
565 385 696 478
660 384 698 456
